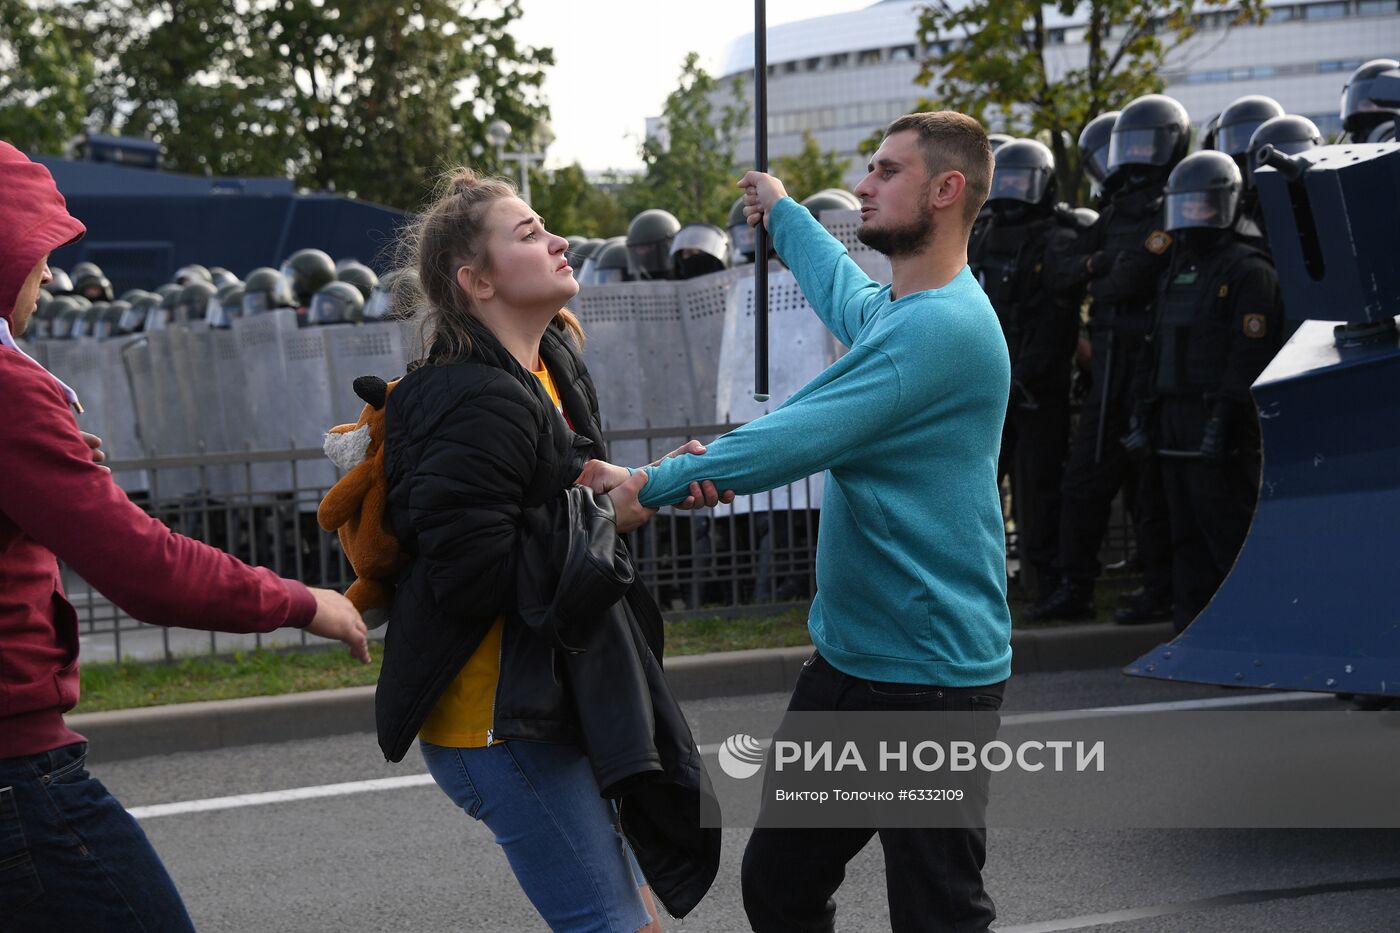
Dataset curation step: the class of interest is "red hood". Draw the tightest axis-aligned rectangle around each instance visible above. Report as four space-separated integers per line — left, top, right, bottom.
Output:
0 142 86 320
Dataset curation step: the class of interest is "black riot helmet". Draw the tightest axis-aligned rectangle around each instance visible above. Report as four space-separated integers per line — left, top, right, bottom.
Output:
307 280 365 326
567 238 604 280
988 139 1057 210
668 223 731 280
209 267 240 289
47 266 73 295
335 261 379 300
987 133 1014 152
582 237 631 285
625 209 681 279
74 303 105 338
48 297 83 339
242 267 296 315
117 293 156 334
800 189 860 223
1077 111 1119 185
364 268 415 322
1341 58 1400 142
1108 94 1191 178
1164 151 1242 233
174 264 212 286
30 295 62 338
74 265 114 302
727 196 756 265
1216 95 1284 169
206 284 246 329
1246 115 1323 186
175 281 217 324
95 303 126 340
279 248 336 304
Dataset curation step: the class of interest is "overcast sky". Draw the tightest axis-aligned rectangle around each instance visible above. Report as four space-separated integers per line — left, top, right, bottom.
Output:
512 0 875 173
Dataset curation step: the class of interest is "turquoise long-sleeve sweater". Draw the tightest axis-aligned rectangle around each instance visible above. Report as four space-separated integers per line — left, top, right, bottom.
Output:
639 197 1012 686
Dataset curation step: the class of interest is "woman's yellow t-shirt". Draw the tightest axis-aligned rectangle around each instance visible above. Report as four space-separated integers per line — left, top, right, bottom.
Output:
418 363 565 748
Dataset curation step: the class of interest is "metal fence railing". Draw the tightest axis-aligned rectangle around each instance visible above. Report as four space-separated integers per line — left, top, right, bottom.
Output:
64 422 1139 662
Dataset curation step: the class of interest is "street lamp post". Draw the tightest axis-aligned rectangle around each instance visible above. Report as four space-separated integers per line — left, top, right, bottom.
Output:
484 119 546 205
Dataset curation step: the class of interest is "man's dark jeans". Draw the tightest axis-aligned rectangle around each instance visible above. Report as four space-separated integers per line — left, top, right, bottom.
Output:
741 652 1005 933
0 742 195 932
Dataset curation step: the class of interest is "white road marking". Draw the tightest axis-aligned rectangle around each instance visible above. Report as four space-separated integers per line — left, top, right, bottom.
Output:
129 690 1328 821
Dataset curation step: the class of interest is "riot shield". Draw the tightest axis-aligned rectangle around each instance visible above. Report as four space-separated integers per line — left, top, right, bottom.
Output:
98 336 148 493
324 323 410 425
820 208 892 284
679 267 749 425
168 324 233 495
232 310 298 493
573 281 653 469
282 324 350 495
43 337 106 442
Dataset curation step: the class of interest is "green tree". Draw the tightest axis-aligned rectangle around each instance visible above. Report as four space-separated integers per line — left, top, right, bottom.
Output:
636 52 750 225
0 0 94 153
51 0 553 211
526 162 631 239
915 0 1269 202
772 130 852 200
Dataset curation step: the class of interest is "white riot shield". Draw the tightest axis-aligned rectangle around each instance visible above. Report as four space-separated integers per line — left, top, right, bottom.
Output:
820 208 893 284
679 267 748 427
43 338 106 442
17 336 44 368
713 267 840 514
170 324 233 495
324 323 409 426
574 282 650 468
232 310 298 493
98 336 147 493
281 324 346 496
121 336 200 496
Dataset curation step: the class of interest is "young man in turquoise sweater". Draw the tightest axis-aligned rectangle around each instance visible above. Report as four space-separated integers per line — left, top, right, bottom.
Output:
598 112 1011 932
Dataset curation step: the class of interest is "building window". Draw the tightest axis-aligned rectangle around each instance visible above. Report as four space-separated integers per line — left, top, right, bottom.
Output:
890 45 916 62
858 49 881 65
805 57 824 71
1303 1 1349 18
1358 0 1397 13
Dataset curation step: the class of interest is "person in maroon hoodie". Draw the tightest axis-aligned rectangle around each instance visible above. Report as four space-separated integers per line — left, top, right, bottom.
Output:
0 141 370 930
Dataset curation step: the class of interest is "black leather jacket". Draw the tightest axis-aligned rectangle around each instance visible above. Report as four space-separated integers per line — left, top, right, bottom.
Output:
380 316 719 917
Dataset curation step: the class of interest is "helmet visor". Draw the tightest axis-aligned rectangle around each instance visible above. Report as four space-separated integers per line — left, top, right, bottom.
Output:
118 307 146 333
363 289 393 321
1218 119 1269 157
988 166 1051 204
307 293 348 325
627 241 670 277
242 290 271 316
669 225 729 260
730 223 757 258
146 308 170 331
1165 189 1237 232
594 266 626 285
1341 77 1394 122
1083 143 1112 184
1108 127 1177 172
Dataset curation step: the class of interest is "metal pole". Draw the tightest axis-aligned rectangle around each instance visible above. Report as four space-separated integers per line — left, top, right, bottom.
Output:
753 0 770 403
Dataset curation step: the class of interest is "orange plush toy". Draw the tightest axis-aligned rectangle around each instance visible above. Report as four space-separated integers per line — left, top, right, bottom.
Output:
318 375 405 628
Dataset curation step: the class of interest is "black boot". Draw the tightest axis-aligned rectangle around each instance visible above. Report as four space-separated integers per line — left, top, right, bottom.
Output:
1026 580 1095 621
1112 587 1173 625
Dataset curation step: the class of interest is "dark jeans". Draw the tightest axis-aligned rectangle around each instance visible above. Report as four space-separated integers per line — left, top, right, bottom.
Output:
741 652 1005 933
0 742 194 932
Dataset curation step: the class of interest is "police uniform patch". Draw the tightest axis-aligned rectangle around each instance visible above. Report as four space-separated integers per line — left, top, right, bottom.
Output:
1144 230 1172 255
1218 284 1230 298
1243 313 1267 338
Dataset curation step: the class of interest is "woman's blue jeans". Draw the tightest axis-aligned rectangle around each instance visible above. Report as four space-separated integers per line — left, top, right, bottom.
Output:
421 738 652 933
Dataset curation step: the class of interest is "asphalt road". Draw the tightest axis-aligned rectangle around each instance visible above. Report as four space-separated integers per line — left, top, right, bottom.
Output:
93 669 1400 932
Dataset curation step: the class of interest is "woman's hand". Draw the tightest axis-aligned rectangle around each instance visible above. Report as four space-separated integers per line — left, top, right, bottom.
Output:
576 459 631 494
305 588 372 663
607 469 657 533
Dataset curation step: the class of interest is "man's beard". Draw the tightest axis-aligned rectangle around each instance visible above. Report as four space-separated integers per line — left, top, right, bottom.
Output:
856 196 936 258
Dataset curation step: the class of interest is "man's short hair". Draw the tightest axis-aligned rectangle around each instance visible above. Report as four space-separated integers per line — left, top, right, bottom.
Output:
886 112 994 227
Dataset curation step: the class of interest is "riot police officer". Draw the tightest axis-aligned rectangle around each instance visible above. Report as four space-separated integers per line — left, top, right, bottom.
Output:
972 140 1094 601
626 209 681 280
579 237 631 285
306 280 365 325
242 267 297 316
335 261 379 301
72 262 114 302
1077 111 1120 203
363 268 414 321
1341 58 1400 143
1029 94 1189 622
727 196 757 265
175 281 217 324
1135 150 1283 631
1215 96 1284 247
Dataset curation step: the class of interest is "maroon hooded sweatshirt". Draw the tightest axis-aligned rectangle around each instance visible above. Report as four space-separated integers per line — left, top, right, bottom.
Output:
0 142 316 758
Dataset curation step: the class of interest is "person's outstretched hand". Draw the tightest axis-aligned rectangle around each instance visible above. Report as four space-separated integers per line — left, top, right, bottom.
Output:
650 440 735 509
80 431 111 474
607 469 657 533
306 588 371 663
736 170 790 232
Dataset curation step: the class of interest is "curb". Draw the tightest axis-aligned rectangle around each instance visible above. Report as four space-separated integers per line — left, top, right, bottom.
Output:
73 622 1175 765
